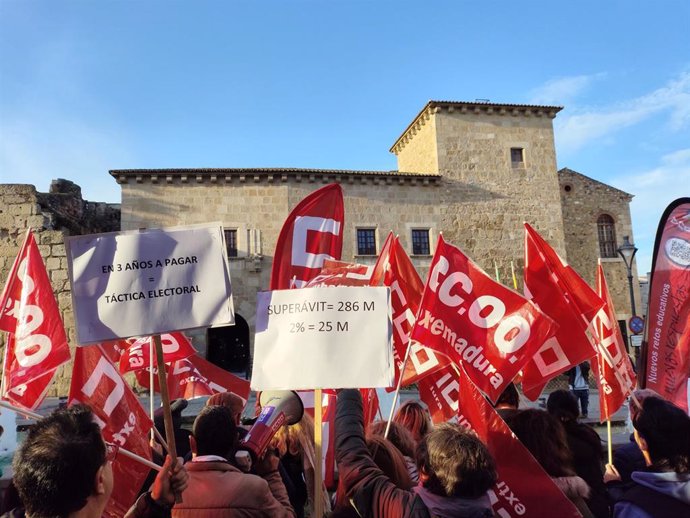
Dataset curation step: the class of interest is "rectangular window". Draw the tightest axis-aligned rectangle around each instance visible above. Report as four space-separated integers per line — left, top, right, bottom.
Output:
411 229 431 255
356 228 377 256
511 147 525 168
224 229 238 257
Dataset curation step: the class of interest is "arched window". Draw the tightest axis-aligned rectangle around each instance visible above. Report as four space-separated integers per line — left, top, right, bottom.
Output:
597 215 617 258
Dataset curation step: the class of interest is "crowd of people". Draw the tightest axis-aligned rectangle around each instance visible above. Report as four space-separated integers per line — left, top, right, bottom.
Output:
1 383 689 518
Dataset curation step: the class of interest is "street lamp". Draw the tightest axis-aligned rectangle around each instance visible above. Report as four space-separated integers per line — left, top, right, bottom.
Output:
617 236 638 354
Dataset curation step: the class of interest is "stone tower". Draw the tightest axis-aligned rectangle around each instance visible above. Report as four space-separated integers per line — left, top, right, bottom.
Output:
391 101 567 275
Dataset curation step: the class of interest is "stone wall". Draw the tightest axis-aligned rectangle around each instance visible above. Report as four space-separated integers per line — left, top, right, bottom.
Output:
0 182 120 396
558 168 642 320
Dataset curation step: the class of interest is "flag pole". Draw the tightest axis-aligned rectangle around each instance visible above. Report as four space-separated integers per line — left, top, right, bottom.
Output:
149 336 155 442
494 261 500 283
384 339 414 439
510 260 518 290
314 388 324 518
607 419 613 465
153 333 182 503
0 400 162 471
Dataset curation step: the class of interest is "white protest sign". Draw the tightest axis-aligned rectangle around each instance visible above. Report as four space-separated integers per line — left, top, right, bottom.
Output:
66 224 234 344
251 286 393 390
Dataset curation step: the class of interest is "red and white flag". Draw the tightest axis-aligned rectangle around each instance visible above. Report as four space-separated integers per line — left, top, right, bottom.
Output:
456 366 582 518
0 231 71 410
270 184 345 290
521 223 604 400
592 263 636 421
136 354 250 403
69 345 153 518
119 332 196 374
418 363 460 424
380 234 452 390
411 235 557 402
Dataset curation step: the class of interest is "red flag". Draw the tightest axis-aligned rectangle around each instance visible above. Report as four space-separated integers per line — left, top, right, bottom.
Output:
270 184 344 289
456 366 582 518
119 333 196 374
521 224 604 400
361 388 380 426
68 346 153 518
592 263 636 421
305 260 375 287
0 232 71 410
138 354 250 403
418 363 460 423
383 235 452 390
369 231 395 287
411 235 557 402
642 198 690 411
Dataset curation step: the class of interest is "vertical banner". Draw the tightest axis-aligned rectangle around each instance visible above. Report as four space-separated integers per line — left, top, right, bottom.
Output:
270 183 345 290
642 198 690 412
592 263 636 421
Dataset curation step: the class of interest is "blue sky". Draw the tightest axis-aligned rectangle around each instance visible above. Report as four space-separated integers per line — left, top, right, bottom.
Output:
1 0 688 274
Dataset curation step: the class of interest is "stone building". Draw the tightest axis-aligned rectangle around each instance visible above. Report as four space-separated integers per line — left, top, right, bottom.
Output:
1 100 642 392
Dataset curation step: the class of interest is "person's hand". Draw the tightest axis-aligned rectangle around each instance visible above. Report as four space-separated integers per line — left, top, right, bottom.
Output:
254 449 280 476
151 455 189 506
604 463 621 483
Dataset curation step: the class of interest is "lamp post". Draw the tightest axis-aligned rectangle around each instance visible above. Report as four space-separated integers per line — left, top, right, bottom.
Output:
617 235 638 353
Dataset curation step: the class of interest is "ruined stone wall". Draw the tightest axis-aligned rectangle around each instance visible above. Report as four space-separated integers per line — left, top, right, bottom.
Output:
0 182 120 396
558 169 642 319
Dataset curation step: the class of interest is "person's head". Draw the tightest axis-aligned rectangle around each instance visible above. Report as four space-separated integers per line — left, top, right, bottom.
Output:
633 396 690 473
367 420 416 459
367 435 413 490
393 400 432 444
547 389 580 422
494 383 519 410
191 405 238 458
416 423 497 499
509 409 573 477
272 412 315 459
13 404 113 518
206 392 245 425
629 388 660 423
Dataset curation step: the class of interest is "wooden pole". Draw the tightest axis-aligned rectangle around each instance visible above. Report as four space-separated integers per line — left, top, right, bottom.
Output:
149 336 155 442
314 389 324 518
607 419 613 465
153 334 182 503
384 338 415 439
510 260 518 290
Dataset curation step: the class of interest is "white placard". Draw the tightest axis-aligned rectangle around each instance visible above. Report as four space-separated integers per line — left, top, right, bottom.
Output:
251 286 393 390
66 224 234 344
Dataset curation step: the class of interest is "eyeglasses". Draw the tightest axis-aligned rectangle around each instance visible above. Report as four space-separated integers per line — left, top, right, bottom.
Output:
105 442 120 464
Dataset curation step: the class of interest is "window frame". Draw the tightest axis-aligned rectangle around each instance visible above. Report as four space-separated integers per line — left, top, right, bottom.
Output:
411 228 431 256
510 147 525 168
597 214 617 258
356 228 377 256
224 228 238 258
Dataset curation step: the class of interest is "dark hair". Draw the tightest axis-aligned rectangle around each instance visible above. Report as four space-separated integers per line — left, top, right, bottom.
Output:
633 396 690 473
494 383 519 409
366 435 413 490
416 423 497 498
367 420 416 458
509 409 574 477
13 404 106 517
394 400 431 444
546 390 579 422
193 405 238 458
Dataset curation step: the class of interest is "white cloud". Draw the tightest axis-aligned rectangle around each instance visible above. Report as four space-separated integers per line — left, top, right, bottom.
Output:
555 71 690 153
529 73 606 106
610 148 690 273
